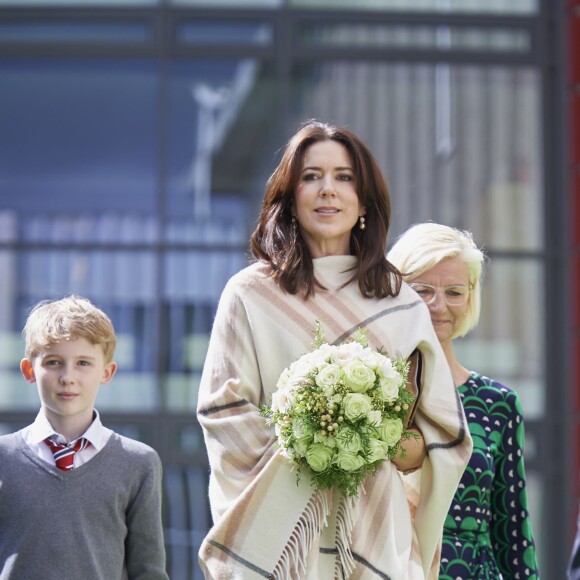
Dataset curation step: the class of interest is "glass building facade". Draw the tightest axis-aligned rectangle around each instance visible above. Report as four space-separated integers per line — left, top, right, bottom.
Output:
0 1 570 577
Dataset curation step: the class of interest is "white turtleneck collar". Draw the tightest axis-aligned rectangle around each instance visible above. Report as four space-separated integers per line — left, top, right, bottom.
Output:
312 255 358 290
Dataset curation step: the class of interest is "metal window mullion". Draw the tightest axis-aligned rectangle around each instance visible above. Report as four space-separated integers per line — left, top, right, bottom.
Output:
538 0 570 578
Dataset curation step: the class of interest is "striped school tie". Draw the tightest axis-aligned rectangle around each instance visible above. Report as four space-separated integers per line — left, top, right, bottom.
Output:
44 437 91 471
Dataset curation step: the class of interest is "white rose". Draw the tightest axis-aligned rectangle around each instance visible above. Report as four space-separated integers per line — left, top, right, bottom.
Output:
377 357 394 375
378 418 404 447
334 451 365 472
328 393 341 405
378 376 400 403
342 393 373 421
315 363 342 390
377 361 402 403
290 360 311 380
301 351 326 371
271 387 296 412
316 343 336 361
335 425 363 454
279 446 292 459
342 359 375 393
292 416 315 440
287 366 314 390
305 443 334 472
314 430 337 448
274 423 283 441
293 437 310 457
276 367 292 390
359 349 385 371
367 438 390 463
366 410 382 427
331 341 364 366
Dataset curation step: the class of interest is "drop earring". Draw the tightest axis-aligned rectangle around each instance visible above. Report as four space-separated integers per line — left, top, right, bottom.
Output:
359 216 366 230
291 216 298 232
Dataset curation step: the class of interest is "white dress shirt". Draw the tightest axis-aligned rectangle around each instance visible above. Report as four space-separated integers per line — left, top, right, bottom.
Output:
20 409 113 468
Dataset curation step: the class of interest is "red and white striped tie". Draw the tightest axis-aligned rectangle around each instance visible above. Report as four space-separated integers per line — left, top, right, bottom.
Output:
44 437 91 471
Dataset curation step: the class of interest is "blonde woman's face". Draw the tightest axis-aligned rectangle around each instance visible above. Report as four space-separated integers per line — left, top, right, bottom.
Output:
407 257 470 347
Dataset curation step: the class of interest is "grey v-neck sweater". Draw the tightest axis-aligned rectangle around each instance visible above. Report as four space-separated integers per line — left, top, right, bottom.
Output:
0 431 168 579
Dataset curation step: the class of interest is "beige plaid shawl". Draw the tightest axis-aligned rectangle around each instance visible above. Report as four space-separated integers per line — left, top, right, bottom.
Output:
197 256 472 579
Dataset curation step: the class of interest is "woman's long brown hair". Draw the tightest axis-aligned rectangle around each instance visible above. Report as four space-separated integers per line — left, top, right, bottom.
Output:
250 120 402 299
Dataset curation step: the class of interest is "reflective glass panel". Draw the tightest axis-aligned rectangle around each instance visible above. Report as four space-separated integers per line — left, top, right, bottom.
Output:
291 62 542 251
166 59 278 226
455 258 545 420
0 422 28 436
103 421 157 447
0 59 158 215
0 248 159 412
171 0 281 6
163 46 277 381
0 245 27 412
0 22 151 43
178 21 273 46
0 0 158 5
289 0 537 14
298 23 531 53
163 248 247 412
164 466 210 579
20 212 159 244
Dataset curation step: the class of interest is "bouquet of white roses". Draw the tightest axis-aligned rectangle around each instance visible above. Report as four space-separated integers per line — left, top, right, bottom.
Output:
261 323 417 497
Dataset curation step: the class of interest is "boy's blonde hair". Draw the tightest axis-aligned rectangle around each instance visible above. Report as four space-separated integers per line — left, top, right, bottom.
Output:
23 295 117 363
388 222 486 339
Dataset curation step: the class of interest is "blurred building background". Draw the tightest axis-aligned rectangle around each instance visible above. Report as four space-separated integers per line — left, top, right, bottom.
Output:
0 0 575 577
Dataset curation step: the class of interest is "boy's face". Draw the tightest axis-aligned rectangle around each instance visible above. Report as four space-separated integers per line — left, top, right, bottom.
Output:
20 337 117 434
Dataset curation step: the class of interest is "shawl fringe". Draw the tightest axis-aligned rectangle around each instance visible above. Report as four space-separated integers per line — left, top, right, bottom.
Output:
335 492 357 577
272 489 329 580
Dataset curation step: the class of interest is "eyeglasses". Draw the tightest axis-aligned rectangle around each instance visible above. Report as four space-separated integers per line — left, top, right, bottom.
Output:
408 282 471 306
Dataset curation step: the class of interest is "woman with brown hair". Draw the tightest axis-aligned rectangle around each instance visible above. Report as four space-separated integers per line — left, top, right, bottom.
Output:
197 120 472 579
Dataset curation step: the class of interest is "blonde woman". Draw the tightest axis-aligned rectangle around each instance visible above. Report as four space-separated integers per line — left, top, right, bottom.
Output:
389 222 539 579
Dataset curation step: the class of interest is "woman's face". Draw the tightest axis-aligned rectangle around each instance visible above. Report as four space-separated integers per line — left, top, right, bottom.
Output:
293 139 364 258
408 257 470 347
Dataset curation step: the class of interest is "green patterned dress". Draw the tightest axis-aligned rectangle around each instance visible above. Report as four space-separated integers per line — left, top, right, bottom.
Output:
438 372 539 579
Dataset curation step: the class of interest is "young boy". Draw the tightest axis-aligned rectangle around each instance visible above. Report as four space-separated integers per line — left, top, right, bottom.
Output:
0 295 169 579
